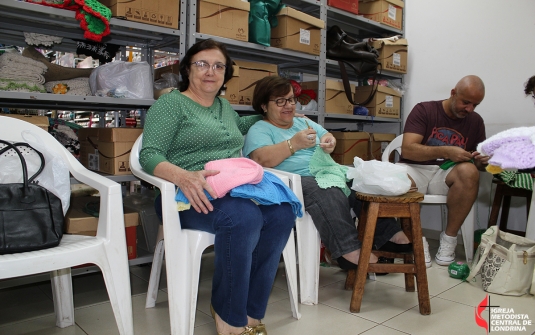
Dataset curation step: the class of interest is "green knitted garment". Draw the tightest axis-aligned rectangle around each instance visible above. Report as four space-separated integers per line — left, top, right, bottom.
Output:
309 146 350 196
28 0 112 42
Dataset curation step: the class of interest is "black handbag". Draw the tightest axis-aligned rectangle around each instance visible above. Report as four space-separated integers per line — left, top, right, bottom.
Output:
0 140 64 254
326 25 381 106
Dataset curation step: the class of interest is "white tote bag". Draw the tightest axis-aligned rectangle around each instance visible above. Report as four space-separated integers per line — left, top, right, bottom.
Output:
466 226 535 296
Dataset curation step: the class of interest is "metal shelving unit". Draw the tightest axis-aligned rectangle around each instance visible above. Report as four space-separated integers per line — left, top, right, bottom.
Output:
184 0 404 130
0 0 187 111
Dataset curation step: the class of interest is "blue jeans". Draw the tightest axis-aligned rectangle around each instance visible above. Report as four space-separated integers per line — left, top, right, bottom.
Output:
155 194 294 327
301 176 401 259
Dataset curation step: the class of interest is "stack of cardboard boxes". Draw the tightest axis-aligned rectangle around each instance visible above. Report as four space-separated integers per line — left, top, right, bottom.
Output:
331 131 397 165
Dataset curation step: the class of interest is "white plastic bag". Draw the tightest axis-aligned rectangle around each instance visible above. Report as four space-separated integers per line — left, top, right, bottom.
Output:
22 130 71 214
89 61 153 99
347 157 411 196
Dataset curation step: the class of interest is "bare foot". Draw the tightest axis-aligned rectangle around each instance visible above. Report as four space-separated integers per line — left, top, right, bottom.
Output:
389 231 410 244
343 248 378 264
214 310 246 335
246 316 261 328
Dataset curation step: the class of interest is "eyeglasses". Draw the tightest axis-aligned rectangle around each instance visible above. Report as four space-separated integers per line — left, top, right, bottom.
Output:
269 97 297 107
190 61 227 73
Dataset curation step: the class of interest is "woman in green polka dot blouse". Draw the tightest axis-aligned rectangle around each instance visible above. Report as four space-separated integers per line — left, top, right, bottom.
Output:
140 39 295 335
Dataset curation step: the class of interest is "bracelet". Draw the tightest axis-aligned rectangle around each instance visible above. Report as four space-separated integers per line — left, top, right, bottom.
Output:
286 139 295 155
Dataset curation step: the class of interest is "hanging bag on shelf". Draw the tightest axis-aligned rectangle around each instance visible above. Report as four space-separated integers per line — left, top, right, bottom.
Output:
0 140 64 254
326 25 381 106
466 226 535 296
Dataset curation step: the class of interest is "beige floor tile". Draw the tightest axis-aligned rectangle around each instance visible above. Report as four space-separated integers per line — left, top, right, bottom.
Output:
0 315 87 335
360 324 411 335
318 279 420 324
374 266 463 297
384 296 485 335
0 284 55 325
262 299 378 335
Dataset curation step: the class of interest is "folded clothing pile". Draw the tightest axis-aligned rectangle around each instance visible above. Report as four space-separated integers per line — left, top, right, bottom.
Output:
45 77 92 96
0 51 47 93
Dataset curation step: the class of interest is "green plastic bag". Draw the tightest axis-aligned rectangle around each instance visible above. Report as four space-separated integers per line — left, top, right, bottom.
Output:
248 0 284 46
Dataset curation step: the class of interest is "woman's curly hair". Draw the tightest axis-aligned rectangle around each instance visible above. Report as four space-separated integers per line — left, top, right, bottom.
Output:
524 75 535 96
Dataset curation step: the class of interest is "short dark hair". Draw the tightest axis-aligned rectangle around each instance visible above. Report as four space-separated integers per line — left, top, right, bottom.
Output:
178 39 234 95
524 75 535 96
252 76 293 114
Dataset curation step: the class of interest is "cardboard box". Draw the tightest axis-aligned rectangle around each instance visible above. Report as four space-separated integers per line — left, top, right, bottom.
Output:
328 0 359 15
371 38 407 74
65 196 139 259
101 0 179 29
369 133 396 161
78 128 143 175
197 0 250 42
220 64 240 103
355 85 401 119
271 7 325 55
220 60 278 105
2 114 49 131
300 80 355 114
331 131 370 165
358 0 404 30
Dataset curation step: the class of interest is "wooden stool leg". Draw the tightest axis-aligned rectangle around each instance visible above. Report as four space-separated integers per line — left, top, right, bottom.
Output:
500 195 512 232
344 270 356 290
401 217 415 291
488 183 504 228
349 202 379 313
403 253 415 292
409 203 431 315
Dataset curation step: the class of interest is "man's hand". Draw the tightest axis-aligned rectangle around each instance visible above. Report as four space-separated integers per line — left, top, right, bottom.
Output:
472 151 489 170
445 146 474 162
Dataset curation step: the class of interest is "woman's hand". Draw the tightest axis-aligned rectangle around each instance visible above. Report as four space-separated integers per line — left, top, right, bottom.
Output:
175 169 220 214
291 129 317 151
319 134 336 154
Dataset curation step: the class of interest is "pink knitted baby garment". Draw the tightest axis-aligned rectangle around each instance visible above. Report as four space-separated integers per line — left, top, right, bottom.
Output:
205 158 264 198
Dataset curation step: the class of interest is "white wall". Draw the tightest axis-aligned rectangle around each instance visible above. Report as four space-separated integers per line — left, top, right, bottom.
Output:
404 0 535 234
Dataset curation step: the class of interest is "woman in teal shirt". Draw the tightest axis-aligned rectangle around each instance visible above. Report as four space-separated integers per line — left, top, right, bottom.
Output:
244 76 412 270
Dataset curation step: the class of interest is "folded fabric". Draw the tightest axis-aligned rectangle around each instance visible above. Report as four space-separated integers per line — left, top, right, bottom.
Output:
45 77 92 96
175 171 303 219
231 171 303 218
309 146 350 196
205 157 264 198
477 126 535 170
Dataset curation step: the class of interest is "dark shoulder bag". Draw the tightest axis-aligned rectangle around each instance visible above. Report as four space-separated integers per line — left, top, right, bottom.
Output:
0 140 64 254
326 25 381 106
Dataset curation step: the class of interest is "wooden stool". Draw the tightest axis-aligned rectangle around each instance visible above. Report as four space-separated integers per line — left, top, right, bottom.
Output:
346 191 431 315
488 179 532 237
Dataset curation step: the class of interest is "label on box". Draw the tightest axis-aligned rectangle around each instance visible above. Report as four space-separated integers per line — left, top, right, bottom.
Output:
393 53 401 66
88 150 99 171
386 95 394 108
388 4 396 19
300 28 311 45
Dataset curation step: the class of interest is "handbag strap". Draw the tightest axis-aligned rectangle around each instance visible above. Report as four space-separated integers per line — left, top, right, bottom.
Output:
338 60 381 107
0 139 45 184
465 240 494 282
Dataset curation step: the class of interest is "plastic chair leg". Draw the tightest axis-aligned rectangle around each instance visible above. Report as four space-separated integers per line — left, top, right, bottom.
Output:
50 268 74 328
296 212 320 305
145 228 165 309
282 229 301 319
461 206 475 264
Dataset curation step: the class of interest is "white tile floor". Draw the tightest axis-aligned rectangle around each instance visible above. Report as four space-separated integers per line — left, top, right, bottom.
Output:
1 239 534 335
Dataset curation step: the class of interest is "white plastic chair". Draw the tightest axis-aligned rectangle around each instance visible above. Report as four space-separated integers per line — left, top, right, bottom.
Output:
382 134 476 264
129 135 301 335
264 168 321 305
0 116 133 334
